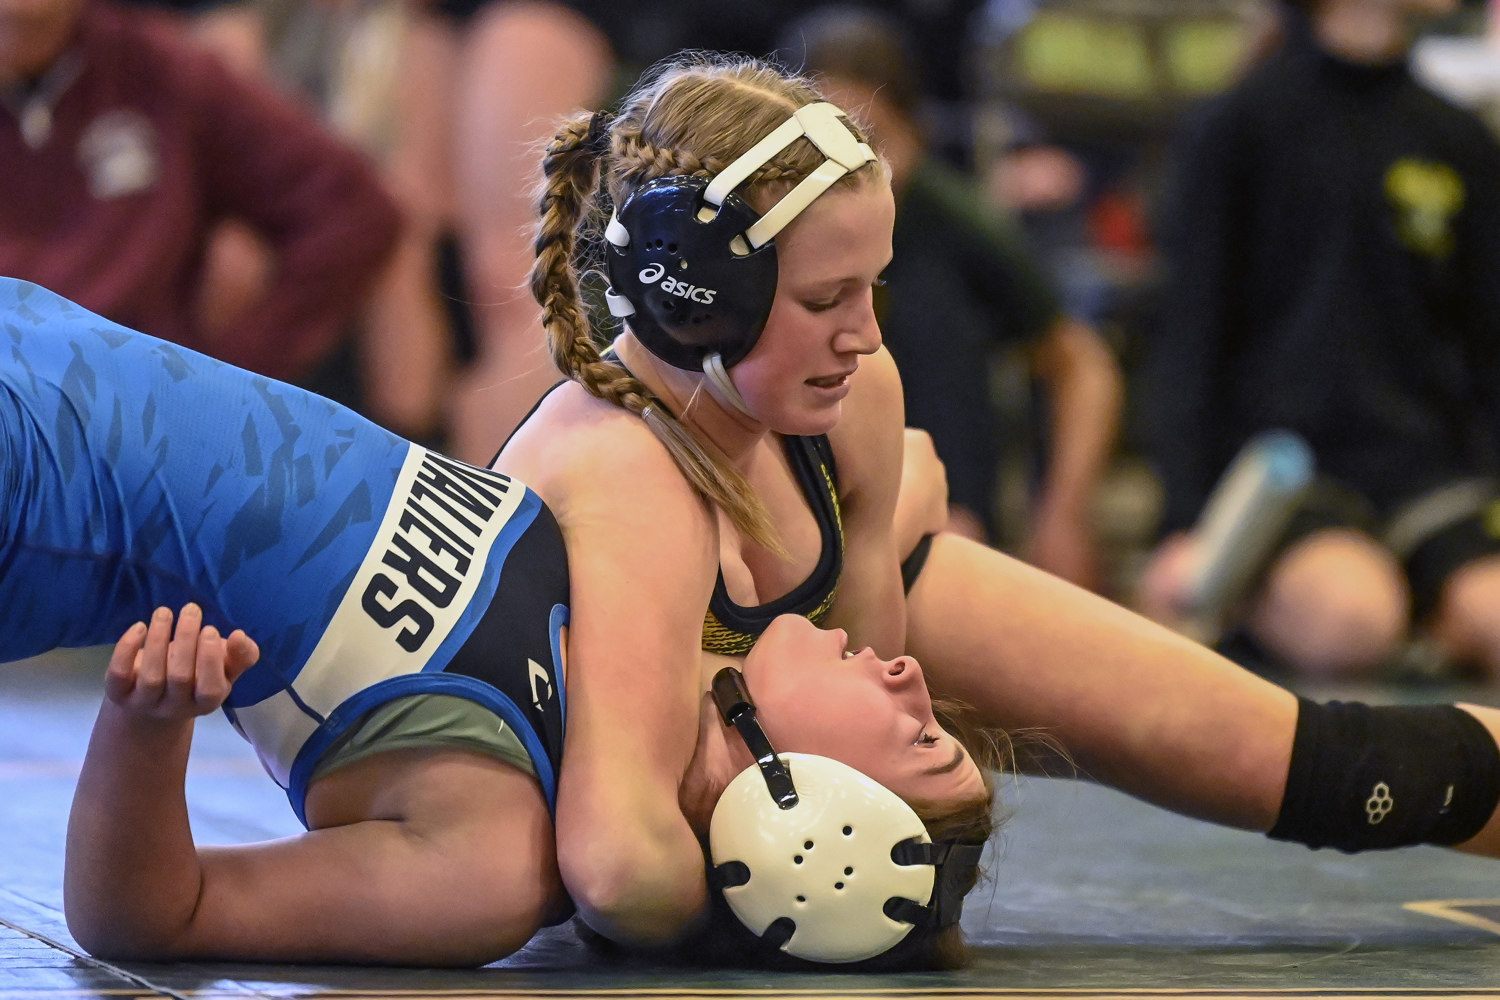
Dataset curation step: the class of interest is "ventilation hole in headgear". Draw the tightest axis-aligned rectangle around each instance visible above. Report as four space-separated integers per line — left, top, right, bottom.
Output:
844 866 854 875
795 895 806 904
804 840 815 850
834 882 845 891
793 855 804 865
668 243 678 253
653 238 664 248
762 917 796 951
843 826 853 836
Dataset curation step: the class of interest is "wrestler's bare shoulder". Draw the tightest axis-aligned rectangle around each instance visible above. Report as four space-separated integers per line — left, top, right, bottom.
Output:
493 380 705 516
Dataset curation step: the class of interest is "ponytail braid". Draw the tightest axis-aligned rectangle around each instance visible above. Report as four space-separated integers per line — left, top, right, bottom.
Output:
530 112 783 553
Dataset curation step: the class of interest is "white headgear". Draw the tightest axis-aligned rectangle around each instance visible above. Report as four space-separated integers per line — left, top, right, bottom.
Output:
707 668 984 964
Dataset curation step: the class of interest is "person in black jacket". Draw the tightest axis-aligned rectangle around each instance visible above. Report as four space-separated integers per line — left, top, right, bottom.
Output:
1138 0 1500 679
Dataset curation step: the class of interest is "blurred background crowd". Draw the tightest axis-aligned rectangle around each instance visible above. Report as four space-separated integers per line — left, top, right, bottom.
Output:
5 0 1500 682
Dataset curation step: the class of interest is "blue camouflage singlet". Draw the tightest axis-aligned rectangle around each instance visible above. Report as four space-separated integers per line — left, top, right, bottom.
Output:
0 279 569 824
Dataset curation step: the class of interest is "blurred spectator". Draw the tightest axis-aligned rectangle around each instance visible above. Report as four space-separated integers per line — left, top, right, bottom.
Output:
1138 0 1500 679
0 0 399 384
783 5 1124 589
440 0 613 462
174 0 457 442
149 0 455 442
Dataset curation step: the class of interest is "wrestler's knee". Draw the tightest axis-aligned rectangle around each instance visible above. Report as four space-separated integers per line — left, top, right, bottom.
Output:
1431 554 1500 677
1249 529 1409 677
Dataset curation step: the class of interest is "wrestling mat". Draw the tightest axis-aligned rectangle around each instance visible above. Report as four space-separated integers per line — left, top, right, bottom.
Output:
5 649 1500 1000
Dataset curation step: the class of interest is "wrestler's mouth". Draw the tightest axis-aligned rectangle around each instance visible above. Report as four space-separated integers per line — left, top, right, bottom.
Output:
807 370 854 389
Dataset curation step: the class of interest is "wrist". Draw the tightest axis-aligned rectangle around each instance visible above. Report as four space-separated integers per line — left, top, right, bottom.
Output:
95 700 197 748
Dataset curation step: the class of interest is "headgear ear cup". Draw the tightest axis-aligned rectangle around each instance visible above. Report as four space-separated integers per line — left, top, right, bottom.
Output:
709 752 936 963
604 176 779 370
603 101 878 374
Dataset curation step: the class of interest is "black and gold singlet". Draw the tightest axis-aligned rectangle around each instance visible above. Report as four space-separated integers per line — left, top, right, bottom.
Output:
505 365 847 658
702 433 845 655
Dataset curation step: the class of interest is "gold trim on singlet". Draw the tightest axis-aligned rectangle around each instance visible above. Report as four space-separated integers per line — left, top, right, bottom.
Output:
701 436 844 655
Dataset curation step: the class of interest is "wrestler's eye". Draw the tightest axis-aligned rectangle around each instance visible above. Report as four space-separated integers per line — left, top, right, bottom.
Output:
915 732 939 746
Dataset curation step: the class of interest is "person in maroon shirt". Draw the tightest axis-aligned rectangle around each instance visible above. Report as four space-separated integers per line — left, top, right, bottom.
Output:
0 0 400 383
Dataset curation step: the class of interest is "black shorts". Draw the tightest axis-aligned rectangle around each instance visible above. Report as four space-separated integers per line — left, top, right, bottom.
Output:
1272 478 1500 620
901 533 936 594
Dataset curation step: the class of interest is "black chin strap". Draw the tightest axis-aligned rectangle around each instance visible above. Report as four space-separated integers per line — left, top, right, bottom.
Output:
885 839 987 929
711 667 798 809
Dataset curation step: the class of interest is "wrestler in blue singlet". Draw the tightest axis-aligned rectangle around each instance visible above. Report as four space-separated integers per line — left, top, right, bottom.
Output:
0 279 569 824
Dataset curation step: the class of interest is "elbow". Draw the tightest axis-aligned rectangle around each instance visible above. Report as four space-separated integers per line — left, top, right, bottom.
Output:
63 879 197 962
66 911 183 963
559 840 705 947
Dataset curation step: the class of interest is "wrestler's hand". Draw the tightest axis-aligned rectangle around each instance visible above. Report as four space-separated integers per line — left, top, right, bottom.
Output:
105 604 260 720
1027 499 1102 593
1135 532 1200 626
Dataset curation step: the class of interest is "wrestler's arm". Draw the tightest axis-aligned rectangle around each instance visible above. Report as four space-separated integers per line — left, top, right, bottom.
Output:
893 426 951 560
64 607 562 965
1026 315 1122 589
543 419 723 946
823 347 910 658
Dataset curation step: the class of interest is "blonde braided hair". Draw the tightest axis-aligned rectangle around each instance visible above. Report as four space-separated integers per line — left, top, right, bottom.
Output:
529 53 879 552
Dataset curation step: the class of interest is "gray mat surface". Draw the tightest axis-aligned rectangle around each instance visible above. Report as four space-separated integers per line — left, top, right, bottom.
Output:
5 649 1500 999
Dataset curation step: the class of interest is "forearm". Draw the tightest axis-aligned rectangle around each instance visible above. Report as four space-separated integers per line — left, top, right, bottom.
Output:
1031 317 1122 521
198 61 402 382
65 704 205 958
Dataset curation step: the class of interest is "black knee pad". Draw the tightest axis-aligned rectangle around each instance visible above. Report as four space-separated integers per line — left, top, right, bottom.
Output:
1268 698 1500 852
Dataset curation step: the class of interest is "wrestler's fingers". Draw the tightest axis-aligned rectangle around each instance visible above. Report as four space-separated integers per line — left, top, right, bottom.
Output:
191 625 233 714
223 629 260 684
165 603 204 703
133 606 176 706
104 621 148 705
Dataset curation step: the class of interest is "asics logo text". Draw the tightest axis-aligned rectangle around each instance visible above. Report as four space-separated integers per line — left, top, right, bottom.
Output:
638 263 717 305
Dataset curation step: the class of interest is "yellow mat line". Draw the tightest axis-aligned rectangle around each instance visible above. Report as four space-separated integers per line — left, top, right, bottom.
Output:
1406 898 1500 937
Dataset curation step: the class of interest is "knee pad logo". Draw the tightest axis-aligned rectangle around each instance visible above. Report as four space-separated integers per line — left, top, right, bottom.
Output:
1366 782 1394 824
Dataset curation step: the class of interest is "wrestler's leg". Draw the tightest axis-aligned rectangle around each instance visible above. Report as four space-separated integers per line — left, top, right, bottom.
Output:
1431 554 1500 678
905 531 1296 832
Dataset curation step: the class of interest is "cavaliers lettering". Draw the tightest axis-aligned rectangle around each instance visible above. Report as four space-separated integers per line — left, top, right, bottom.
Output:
361 452 513 651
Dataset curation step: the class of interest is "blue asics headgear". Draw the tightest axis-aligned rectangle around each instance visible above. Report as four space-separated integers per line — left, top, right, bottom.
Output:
603 102 877 377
